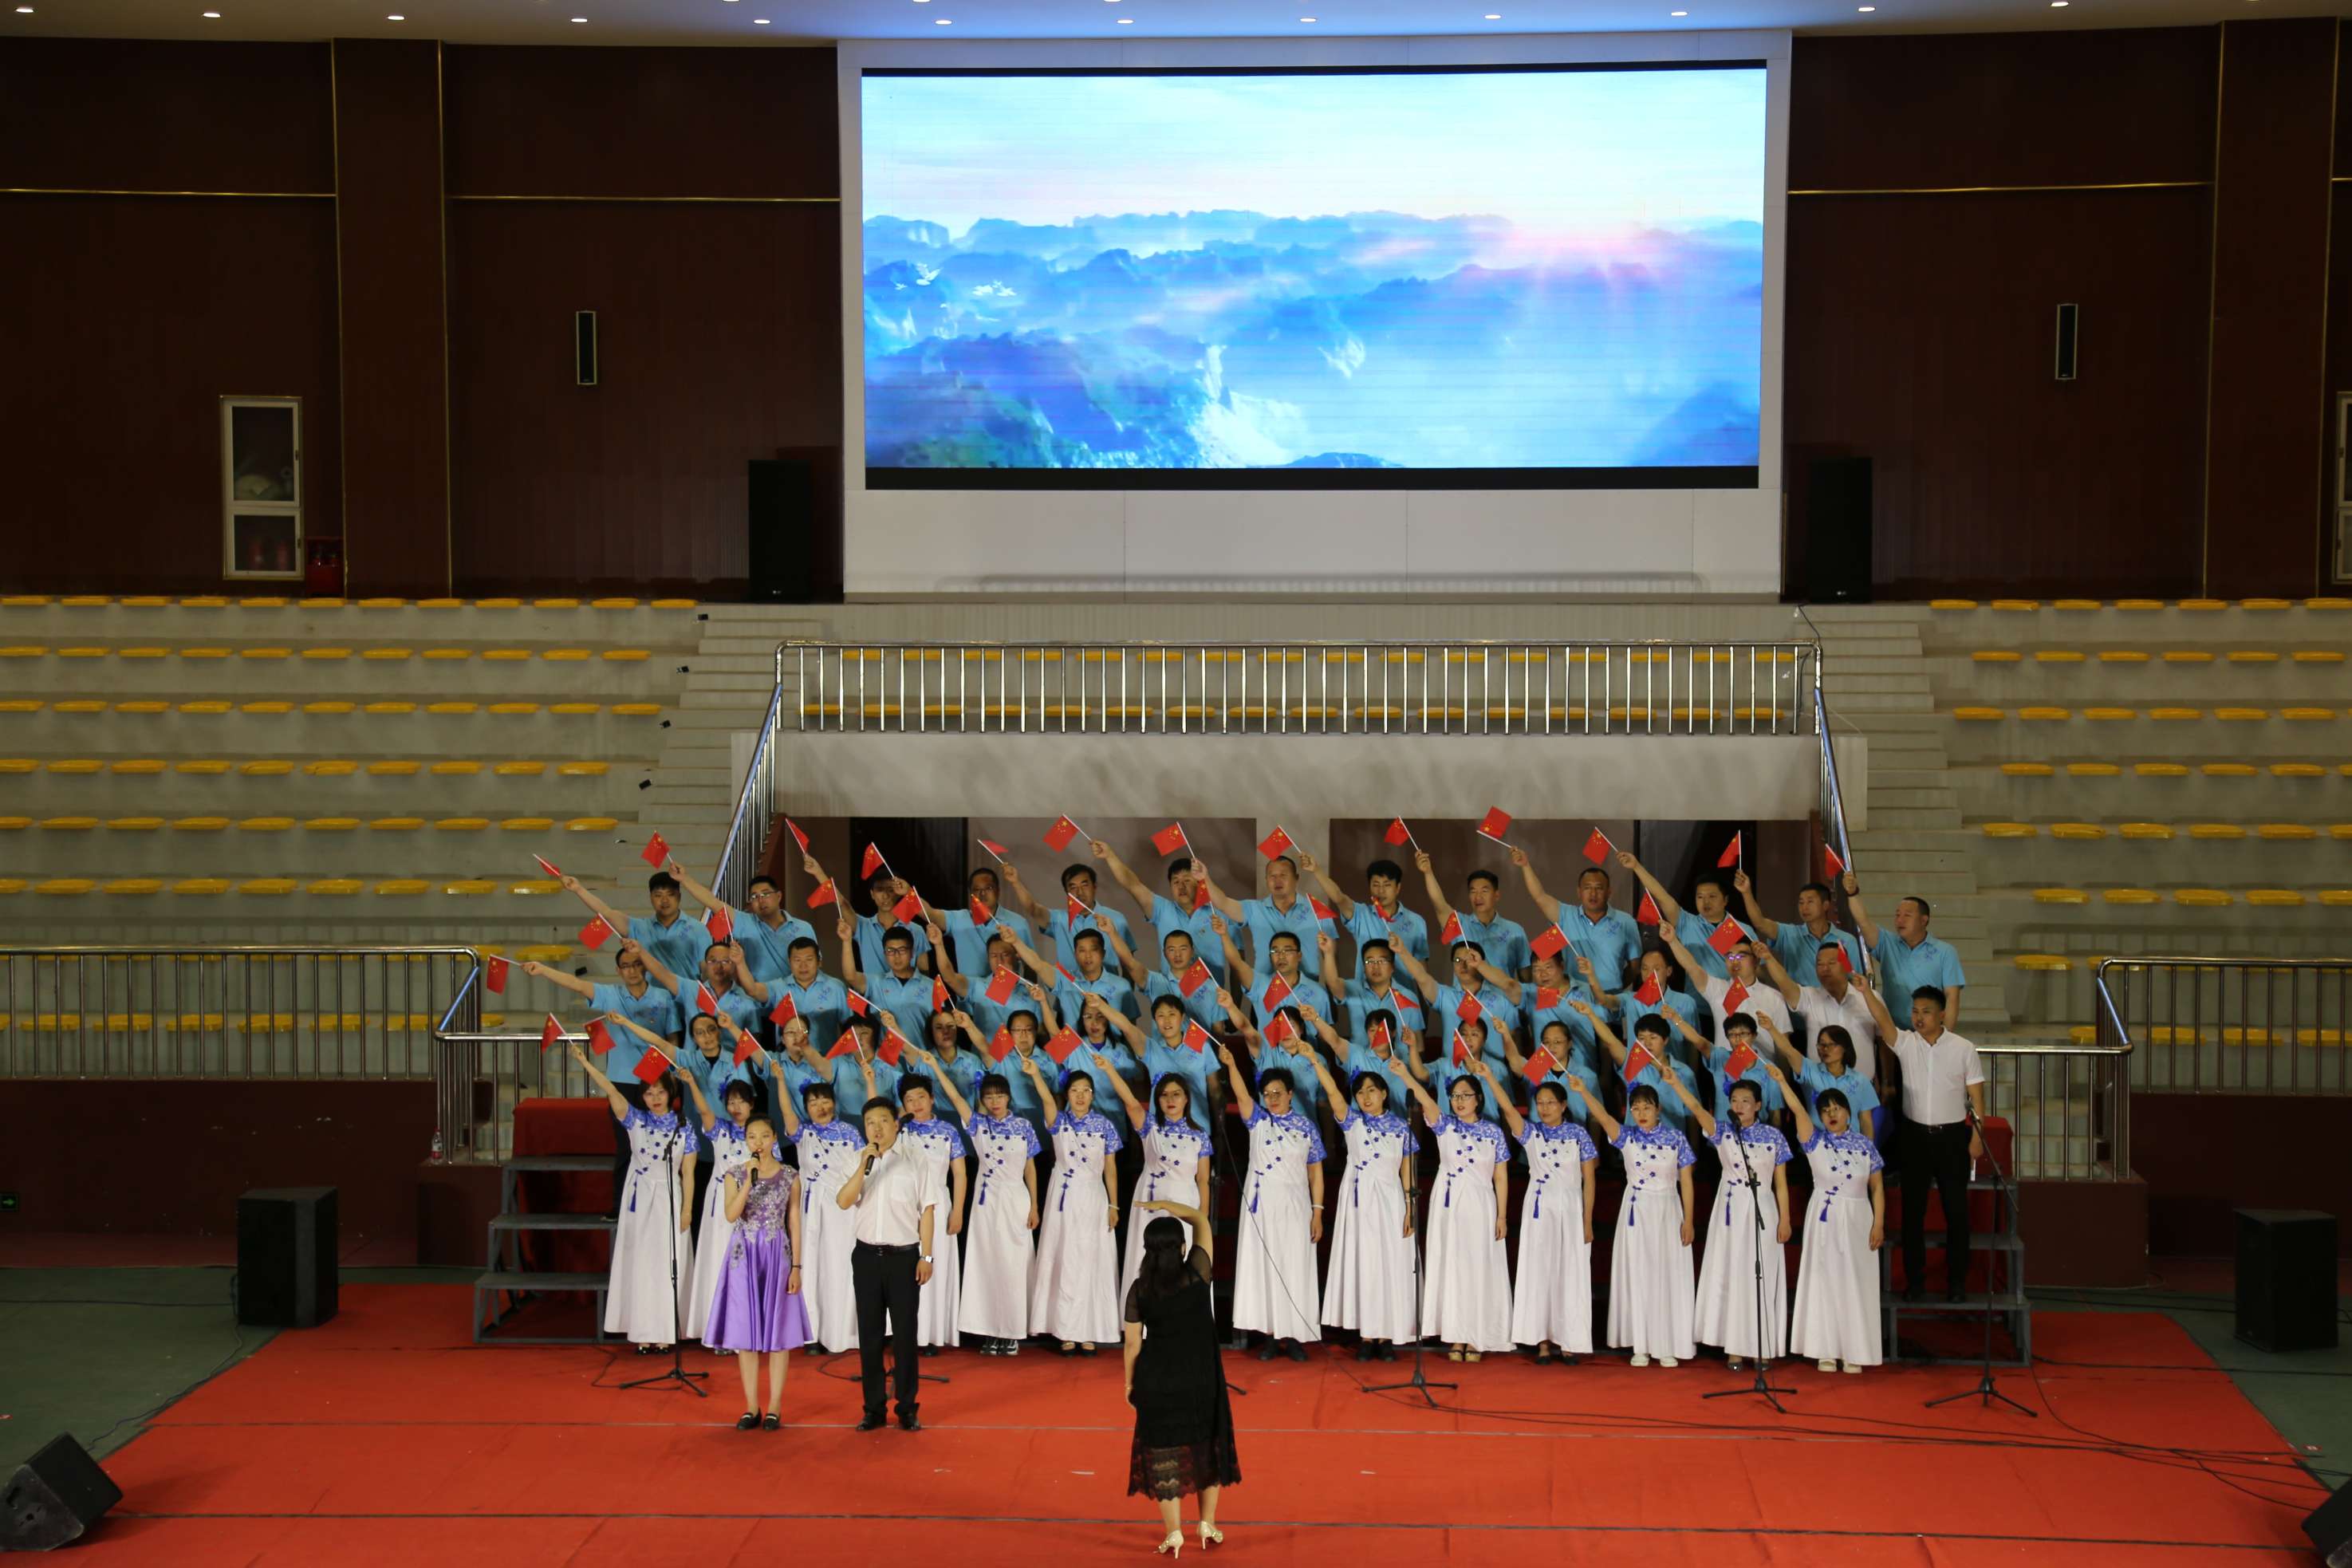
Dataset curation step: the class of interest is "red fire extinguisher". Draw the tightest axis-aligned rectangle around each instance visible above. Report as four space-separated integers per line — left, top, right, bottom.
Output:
305 537 345 597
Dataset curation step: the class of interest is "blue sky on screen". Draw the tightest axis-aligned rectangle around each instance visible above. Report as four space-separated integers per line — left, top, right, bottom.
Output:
861 69 1764 241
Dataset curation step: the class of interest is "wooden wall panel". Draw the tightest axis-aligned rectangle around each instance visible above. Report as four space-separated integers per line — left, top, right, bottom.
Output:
0 38 334 194
0 195 341 593
442 45 837 198
446 199 842 594
1784 187 2212 599
2203 18 2338 598
332 38 452 596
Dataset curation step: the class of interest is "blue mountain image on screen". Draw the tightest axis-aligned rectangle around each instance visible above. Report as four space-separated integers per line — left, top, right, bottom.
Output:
862 209 1761 471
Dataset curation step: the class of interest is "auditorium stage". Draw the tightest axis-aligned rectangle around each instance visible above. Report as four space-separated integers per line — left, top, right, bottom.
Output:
72 1284 2322 1564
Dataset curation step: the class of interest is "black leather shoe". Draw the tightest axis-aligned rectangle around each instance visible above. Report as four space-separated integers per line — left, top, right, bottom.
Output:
899 1415 923 1432
736 1412 760 1431
761 1414 781 1432
1283 1340 1308 1363
1901 1286 1923 1304
857 1414 888 1432
1945 1286 1967 1304
1255 1342 1278 1361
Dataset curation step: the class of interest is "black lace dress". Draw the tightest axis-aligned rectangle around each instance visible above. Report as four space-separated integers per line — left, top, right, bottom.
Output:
1124 1246 1242 1499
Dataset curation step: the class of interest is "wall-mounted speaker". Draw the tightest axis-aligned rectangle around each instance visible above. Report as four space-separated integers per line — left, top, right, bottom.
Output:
2054 302 2079 383
575 310 598 387
1803 456 1873 604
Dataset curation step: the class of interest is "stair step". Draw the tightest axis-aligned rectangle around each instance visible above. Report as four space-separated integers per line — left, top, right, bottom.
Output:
473 1269 612 1290
490 1213 615 1231
504 1155 609 1172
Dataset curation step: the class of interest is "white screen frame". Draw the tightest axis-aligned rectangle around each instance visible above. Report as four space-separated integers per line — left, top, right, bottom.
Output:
837 30 1791 596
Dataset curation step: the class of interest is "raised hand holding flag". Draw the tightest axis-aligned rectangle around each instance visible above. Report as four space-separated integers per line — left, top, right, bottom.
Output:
694 983 722 1018
932 977 953 1012
587 1018 617 1057
1309 894 1338 922
977 837 1011 864
579 916 614 951
483 953 509 995
1043 1026 1083 1065
1476 806 1514 845
1724 1036 1760 1087
769 994 799 1028
1257 825 1295 862
1717 831 1743 870
860 842 889 881
1823 840 1847 879
1180 1020 1212 1054
891 888 925 926
731 1026 760 1067
1043 816 1082 853
703 903 733 944
1178 958 1213 998
640 830 669 869
1707 916 1745 956
1523 1046 1559 1085
1438 911 1464 947
538 1014 563 1052
985 968 1020 1005
1150 822 1188 857
532 853 564 880
1531 924 1568 960
1634 971 1665 1007
785 817 811 853
1722 981 1751 1015
967 893 996 928
987 1026 1015 1062
1636 888 1663 926
806 880 838 909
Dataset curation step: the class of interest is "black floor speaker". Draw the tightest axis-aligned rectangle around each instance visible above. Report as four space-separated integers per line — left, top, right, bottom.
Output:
1 1433 121 1550
2307 1475 2352 1567
747 454 842 604
2234 1208 2337 1353
1804 456 1873 603
237 1186 338 1329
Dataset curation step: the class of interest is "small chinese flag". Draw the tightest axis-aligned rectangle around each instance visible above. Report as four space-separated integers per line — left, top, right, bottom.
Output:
579 916 614 951
1263 1011 1297 1046
1722 981 1751 1015
892 889 924 926
1180 1020 1212 1054
587 1018 617 1056
1150 822 1188 857
825 1032 859 1060
1179 958 1213 997
1637 888 1663 925
1451 1034 1469 1068
533 853 563 879
1625 1041 1654 1081
1369 1019 1393 1051
695 983 721 1017
877 1030 907 1067
1192 877 1211 911
769 994 798 1027
1635 971 1665 1007
786 817 811 853
1532 925 1568 960
1455 992 1483 1022
731 1028 759 1067
1263 975 1293 1011
987 1026 1014 1062
1523 1046 1558 1085
1043 816 1081 852
1439 912 1464 947
1257 825 1294 861
1476 806 1513 842
1724 1038 1760 1085
1309 895 1337 922
704 903 733 944
986 968 1019 1005
861 842 888 879
1716 832 1743 869
806 881 837 909
1707 916 1745 956
539 1014 563 1051
1066 893 1093 924
1823 841 1846 879
968 894 995 927
932 977 952 1011
1395 991 1422 1012
484 954 509 995
1383 817 1412 846
1043 1026 1082 1064
846 991 876 1018
1582 827 1612 865
1536 985 1563 1011
978 837 1010 863
640 831 669 869
632 1050 670 1085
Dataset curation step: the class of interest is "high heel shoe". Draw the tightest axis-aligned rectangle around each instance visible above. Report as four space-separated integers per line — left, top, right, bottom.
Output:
1198 1523 1223 1550
1156 1528 1184 1557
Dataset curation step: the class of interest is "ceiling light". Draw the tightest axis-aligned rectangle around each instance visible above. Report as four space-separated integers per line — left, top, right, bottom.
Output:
1857 4 1873 9
2050 1 2066 6
15 5 32 10
1669 8 1686 14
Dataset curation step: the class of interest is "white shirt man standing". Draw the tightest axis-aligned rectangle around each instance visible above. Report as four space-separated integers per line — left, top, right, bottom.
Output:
1865 983 1985 1303
837 1101 940 1430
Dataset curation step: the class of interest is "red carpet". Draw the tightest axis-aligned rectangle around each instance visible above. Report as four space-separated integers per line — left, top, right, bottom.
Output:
76 1286 2323 1564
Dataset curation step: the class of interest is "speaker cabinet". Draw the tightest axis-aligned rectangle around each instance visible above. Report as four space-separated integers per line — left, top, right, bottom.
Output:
1803 456 1873 604
238 1186 339 1329
1 1434 120 1551
2235 1208 2337 1353
748 455 842 605
2306 1475 2352 1567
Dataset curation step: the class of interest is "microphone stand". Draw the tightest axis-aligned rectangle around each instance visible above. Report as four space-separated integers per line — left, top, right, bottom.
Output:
621 1120 708 1397
1702 1107 1792 1411
1364 1111 1456 1408
1926 1103 2034 1417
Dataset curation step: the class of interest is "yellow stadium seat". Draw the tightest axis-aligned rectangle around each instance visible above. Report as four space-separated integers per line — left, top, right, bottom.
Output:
483 648 531 662
2226 650 2279 663
2255 823 2316 839
2082 707 2135 721
422 648 472 661
2159 651 2212 664
0 646 46 657
2214 707 2270 721
308 878 364 894
494 761 546 776
2034 650 2086 664
175 759 231 774
2309 597 2352 609
238 817 294 832
35 878 95 895
2291 649 2345 663
591 597 640 609
360 648 412 660
565 817 619 831
0 817 33 830
2174 888 2233 906
2241 597 2292 610
2054 599 2102 611
369 817 424 830
510 879 562 896
2281 707 2336 721
2101 888 2161 904
238 878 298 895
2133 762 2189 777
430 761 480 775
0 758 30 774
543 649 591 662
2118 823 2175 840
601 648 649 661
1972 650 2021 663
2149 707 2202 720
2049 823 2107 840
476 598 522 609
2271 763 2326 778
2187 823 2245 839
436 817 490 831
2200 762 2258 777
240 761 292 776
487 703 539 715
2018 707 2070 720
368 761 420 776
364 701 416 715
104 817 162 831
301 597 345 609
2067 762 2122 777
612 703 663 717
1929 598 1978 609
514 944 573 963
373 879 430 895
0 877 27 891
500 817 555 831
0 594 47 605
58 646 108 659
304 817 360 831
2096 650 2150 663
358 598 405 609
39 816 97 830
1980 822 2037 838
549 703 600 716
110 758 165 774
183 597 229 607
2032 888 2089 904
2246 890 2307 907
240 701 292 715
2011 954 2072 971
1953 706 2003 721
1992 599 2039 611
239 647 290 660
56 699 108 713
2334 825 2352 839
171 817 230 831
1999 762 2054 776
0 699 42 713
45 759 100 774
427 702 479 715
302 647 351 660
102 878 163 895
2179 599 2227 611
418 597 463 609
303 700 356 715
303 760 357 776
534 598 579 609
443 880 499 896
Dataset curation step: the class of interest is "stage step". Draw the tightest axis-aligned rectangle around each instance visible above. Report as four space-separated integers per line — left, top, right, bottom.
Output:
471 1268 613 1346
489 1212 613 1231
505 1155 608 1171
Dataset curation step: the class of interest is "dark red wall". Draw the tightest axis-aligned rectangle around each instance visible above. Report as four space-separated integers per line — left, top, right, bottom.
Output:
2133 1093 2352 1257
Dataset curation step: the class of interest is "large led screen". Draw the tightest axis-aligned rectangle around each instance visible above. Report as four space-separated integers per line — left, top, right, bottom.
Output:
859 65 1767 490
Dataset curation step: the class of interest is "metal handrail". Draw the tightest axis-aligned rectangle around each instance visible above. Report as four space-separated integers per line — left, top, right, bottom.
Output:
2093 955 2352 1096
710 677 786 912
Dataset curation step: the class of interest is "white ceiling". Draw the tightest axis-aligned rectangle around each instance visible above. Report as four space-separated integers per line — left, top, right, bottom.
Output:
3 0 2336 45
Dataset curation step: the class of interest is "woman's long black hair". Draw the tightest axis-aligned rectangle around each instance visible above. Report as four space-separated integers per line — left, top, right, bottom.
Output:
1134 1215 1192 1304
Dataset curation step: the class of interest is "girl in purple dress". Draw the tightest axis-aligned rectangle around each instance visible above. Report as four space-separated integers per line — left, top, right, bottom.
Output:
707 1116 811 1431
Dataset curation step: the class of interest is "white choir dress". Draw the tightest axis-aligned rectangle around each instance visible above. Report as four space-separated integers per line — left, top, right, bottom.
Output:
684 1117 751 1341
1321 1109 1420 1344
960 1111 1043 1340
793 1119 866 1351
1790 1128 1885 1367
1511 1117 1600 1353
1123 1117 1213 1293
604 1105 697 1344
1420 1113 1515 1353
1694 1121 1794 1360
898 1114 969 1348
1607 1123 1698 1361
1030 1108 1125 1344
1232 1105 1326 1344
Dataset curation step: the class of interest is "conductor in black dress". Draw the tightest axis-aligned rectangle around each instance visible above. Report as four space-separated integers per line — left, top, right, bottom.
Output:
1122 1198 1242 1557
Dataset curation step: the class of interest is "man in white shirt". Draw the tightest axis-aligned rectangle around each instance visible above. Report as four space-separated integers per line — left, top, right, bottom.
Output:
1759 943 1883 1083
837 1101 940 1430
1867 984 1985 1303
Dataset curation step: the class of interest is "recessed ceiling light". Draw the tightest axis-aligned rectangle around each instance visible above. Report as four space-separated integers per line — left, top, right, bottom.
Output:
2050 1 2066 6
14 6 32 11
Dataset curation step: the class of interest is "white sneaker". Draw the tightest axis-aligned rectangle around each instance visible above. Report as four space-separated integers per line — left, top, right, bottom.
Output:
1657 1357 1679 1369
1817 1358 1838 1373
1629 1353 1651 1367
1842 1361 1863 1374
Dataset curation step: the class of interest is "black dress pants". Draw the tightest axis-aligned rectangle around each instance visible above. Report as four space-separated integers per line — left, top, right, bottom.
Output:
1899 1119 1972 1294
853 1240 921 1421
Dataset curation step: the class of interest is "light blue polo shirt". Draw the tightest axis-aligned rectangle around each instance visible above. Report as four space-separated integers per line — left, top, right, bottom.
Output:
939 904 1021 979
1558 905 1644 991
864 967 940 1038
1707 1045 1786 1114
1871 930 1968 1011
1141 970 1223 1032
1058 1040 1144 1113
1519 982 1603 1074
829 1049 903 1121
1046 905 1137 977
1241 896 1336 979
1247 973 1332 1036
918 1046 986 1114
728 911 817 987
1148 894 1226 984
1676 910 1758 981
1621 1047 1700 1132
680 1045 768 1155
1338 979 1426 1047
1432 981 1514 1074
769 972 849 1055
665 975 762 1042
1796 1058 1881 1124
1247 1030 1328 1118
1140 1038 1215 1130
1341 1042 1417 1116
1617 987 1702 1062
1428 1052 1502 1121
588 981 684 1080
1452 910 1529 976
628 912 711 987
853 912 932 982
1055 968 1138 1030
1769 922 1866 987
1346 902 1429 992
1513 1050 1603 1124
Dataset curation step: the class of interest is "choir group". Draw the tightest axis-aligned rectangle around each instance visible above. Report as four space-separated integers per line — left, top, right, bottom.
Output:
518 819 1984 1397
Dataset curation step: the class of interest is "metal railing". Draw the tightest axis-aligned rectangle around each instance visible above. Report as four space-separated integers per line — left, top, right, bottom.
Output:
1977 1037 2132 1180
2095 955 2352 1096
2 946 483 1080
782 639 1819 736
711 677 786 915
